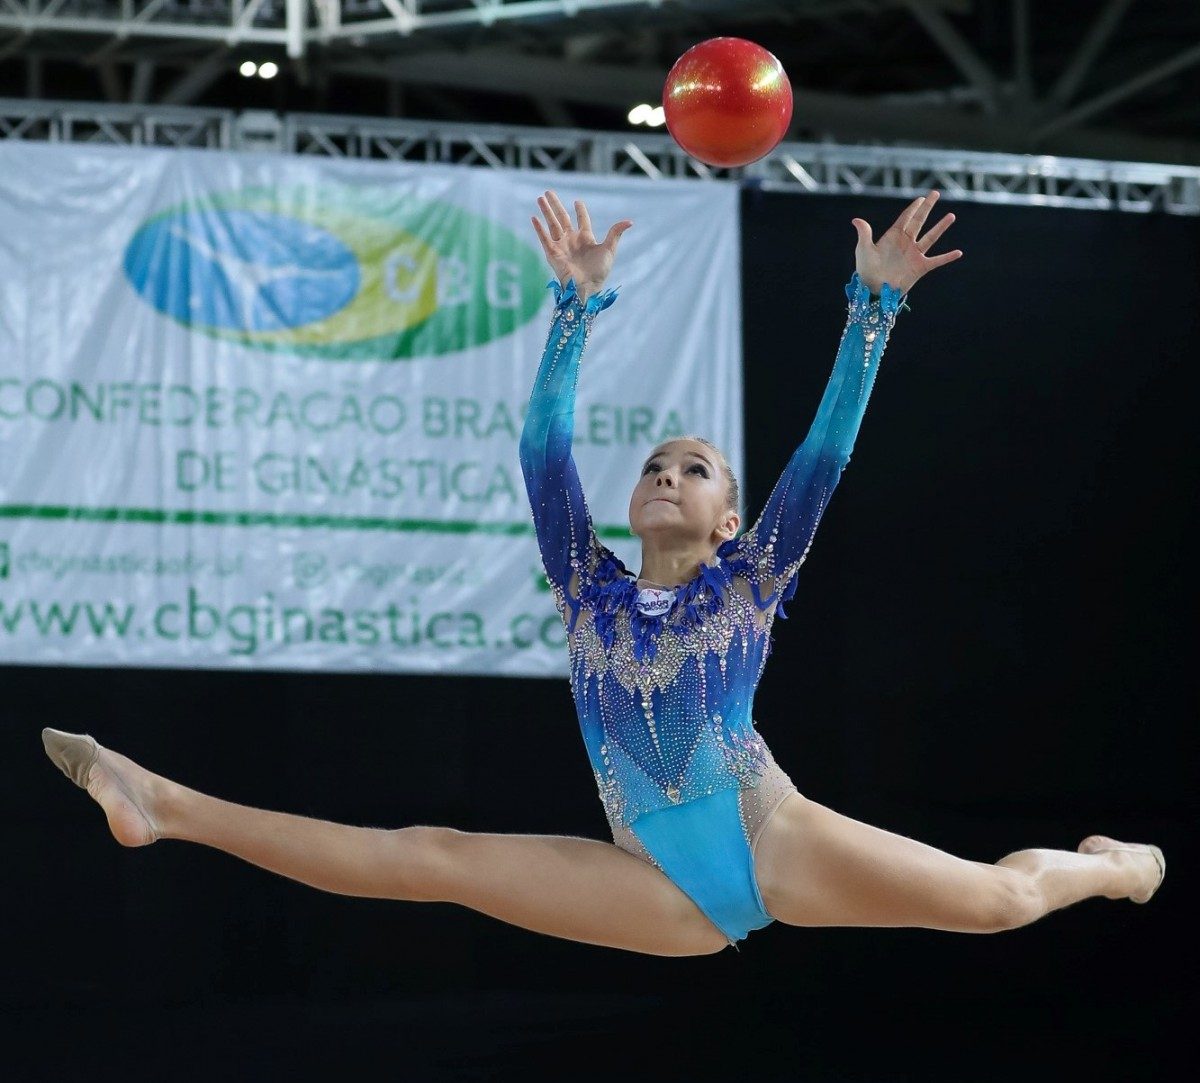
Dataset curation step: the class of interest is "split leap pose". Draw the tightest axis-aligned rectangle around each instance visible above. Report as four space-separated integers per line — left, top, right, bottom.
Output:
43 188 1163 957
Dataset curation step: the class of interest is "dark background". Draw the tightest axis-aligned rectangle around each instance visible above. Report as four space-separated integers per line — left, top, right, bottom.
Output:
3 186 1195 1081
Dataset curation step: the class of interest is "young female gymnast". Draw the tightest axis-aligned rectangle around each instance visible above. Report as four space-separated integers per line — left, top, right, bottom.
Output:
42 187 1163 957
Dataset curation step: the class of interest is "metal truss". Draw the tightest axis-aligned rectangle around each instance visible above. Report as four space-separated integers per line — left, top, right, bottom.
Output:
0 96 230 145
3 1 1197 169
745 142 1200 218
2 98 1197 216
0 0 674 56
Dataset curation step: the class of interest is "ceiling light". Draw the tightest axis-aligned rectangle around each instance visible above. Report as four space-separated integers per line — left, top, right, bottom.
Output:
627 103 652 125
239 61 257 78
645 106 666 128
258 61 279 80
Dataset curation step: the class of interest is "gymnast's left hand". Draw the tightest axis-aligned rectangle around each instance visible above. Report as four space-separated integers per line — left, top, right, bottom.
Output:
851 189 962 296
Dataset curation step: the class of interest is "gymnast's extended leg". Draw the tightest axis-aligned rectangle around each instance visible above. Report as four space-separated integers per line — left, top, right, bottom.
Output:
42 731 728 957
752 792 1163 934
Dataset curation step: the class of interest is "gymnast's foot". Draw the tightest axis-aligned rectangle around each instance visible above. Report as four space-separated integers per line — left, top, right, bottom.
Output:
1078 834 1165 903
42 728 168 847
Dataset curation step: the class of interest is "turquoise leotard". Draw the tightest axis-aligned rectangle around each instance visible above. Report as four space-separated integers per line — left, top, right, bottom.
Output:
519 272 906 947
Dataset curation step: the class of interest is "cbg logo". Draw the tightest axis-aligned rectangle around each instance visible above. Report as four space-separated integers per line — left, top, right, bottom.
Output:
122 188 547 360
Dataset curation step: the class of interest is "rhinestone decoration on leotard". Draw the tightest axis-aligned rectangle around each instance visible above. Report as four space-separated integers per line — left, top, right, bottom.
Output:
519 272 905 847
737 743 800 854
564 544 787 833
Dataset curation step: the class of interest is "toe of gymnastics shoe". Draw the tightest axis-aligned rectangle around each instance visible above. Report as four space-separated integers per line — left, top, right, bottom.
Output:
1131 844 1165 905
1093 842 1165 904
42 728 100 790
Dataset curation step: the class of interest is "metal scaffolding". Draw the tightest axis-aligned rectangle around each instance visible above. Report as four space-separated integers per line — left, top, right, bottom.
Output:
0 0 677 55
2 97 1197 215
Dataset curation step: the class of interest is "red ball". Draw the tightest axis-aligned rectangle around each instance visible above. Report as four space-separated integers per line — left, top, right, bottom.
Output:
662 37 793 168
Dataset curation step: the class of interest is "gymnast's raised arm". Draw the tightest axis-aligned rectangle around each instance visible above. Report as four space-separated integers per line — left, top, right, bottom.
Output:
729 191 962 618
517 190 633 633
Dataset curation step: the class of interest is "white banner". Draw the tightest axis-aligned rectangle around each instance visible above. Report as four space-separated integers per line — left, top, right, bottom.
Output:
0 142 742 676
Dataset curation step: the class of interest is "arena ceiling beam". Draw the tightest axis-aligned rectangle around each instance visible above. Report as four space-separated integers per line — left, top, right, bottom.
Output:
1 98 1196 217
899 0 1002 116
0 2 1195 170
129 60 156 103
321 49 1200 167
1033 39 1200 142
0 0 658 54
0 1 962 55
1044 0 1136 113
160 48 230 106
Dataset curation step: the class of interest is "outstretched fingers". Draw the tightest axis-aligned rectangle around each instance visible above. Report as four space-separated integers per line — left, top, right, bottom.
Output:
536 194 564 239
924 246 964 269
896 193 929 236
544 189 574 233
902 193 940 240
917 211 955 252
574 199 593 239
530 214 557 259
603 218 633 253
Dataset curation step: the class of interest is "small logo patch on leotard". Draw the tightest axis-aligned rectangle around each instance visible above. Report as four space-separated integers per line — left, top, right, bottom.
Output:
635 587 675 617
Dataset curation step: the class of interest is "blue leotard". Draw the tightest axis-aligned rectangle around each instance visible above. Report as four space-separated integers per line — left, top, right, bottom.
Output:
519 271 906 947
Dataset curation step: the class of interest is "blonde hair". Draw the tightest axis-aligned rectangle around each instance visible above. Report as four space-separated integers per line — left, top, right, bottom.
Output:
649 435 741 517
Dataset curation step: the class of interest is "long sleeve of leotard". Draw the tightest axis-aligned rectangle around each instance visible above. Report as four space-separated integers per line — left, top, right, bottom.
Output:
519 277 619 632
732 271 908 614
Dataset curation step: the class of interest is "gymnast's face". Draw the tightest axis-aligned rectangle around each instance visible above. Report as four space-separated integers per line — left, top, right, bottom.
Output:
628 439 740 550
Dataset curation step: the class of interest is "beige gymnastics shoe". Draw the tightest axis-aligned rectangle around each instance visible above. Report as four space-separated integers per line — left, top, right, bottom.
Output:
42 727 100 789
1078 835 1165 904
41 727 160 846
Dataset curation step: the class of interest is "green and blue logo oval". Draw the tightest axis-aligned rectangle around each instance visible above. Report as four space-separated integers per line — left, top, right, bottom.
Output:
123 188 547 360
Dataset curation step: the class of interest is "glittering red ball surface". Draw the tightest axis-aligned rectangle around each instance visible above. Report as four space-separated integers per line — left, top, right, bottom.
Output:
662 37 793 168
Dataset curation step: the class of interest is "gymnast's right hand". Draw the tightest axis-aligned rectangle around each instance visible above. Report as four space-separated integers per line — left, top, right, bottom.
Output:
531 190 632 303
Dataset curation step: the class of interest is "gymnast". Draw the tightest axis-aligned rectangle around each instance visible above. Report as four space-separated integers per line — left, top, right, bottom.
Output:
42 187 1163 956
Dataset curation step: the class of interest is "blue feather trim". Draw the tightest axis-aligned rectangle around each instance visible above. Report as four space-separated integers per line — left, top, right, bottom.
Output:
846 270 905 318
547 276 620 313
578 538 759 655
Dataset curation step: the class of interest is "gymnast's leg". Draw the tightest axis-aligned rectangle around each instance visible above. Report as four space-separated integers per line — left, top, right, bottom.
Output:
43 731 728 957
752 793 1163 933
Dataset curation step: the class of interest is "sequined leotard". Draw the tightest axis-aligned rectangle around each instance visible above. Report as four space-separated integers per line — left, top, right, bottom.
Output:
519 272 906 948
